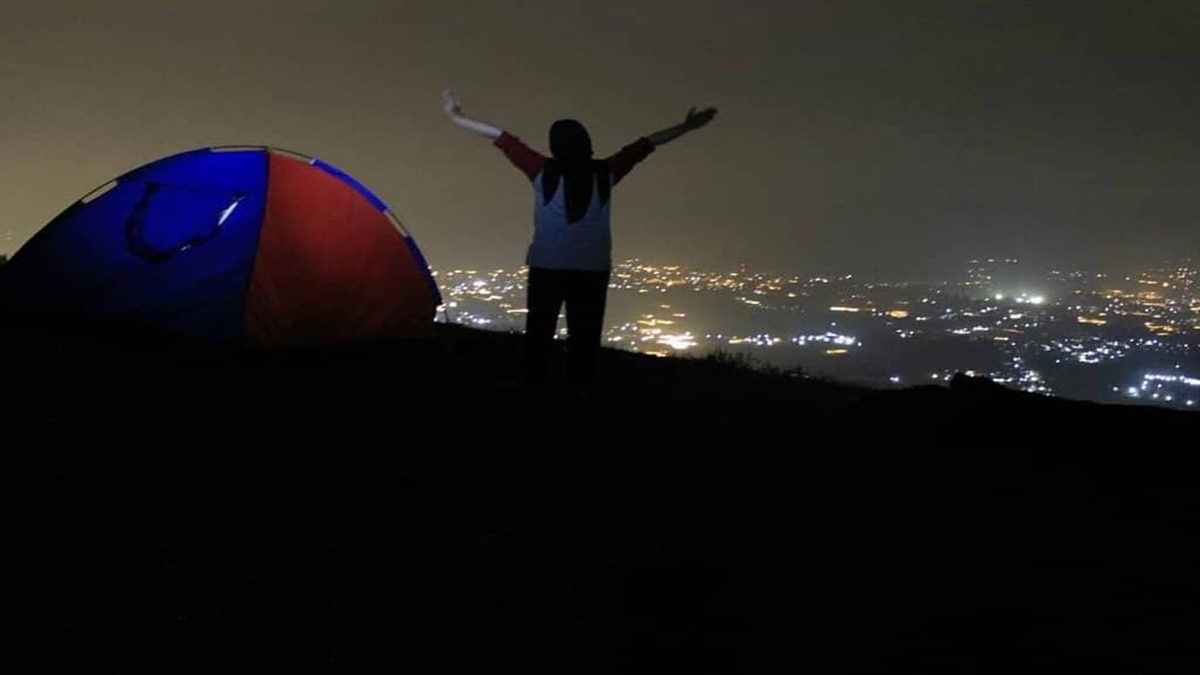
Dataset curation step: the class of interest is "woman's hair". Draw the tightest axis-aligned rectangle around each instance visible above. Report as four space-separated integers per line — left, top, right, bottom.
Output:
543 119 610 223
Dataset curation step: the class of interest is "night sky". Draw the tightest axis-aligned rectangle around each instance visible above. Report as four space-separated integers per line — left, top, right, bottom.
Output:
3 1 1197 279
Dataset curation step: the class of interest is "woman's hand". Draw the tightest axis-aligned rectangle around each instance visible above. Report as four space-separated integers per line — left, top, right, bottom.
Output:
441 90 504 139
442 90 462 118
645 105 719 146
685 106 717 130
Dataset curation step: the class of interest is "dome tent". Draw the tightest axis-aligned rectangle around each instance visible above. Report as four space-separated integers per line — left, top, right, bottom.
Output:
1 146 442 347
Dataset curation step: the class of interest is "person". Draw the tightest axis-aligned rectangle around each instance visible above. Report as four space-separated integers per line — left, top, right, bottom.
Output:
441 89 717 392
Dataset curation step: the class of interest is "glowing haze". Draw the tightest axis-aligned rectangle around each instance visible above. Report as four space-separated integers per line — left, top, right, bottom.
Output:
2 1 1197 279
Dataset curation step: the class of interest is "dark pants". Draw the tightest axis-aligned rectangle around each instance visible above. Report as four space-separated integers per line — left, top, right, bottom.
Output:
524 266 611 385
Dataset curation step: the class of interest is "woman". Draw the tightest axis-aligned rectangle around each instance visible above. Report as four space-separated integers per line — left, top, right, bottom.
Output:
442 90 717 391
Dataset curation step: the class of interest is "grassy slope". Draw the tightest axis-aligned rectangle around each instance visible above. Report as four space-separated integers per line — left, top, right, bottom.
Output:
5 322 1199 672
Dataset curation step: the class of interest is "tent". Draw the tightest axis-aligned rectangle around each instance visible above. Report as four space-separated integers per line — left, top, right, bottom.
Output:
0 146 442 347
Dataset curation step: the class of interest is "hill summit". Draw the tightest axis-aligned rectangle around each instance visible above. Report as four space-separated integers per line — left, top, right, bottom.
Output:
5 321 1198 672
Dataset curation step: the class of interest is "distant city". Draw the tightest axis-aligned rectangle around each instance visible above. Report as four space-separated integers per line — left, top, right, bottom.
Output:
433 258 1200 412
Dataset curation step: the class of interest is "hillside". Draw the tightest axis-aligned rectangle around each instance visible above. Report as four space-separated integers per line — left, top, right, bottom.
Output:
5 321 1200 673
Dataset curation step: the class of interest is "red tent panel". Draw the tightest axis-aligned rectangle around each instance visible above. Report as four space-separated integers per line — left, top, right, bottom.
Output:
244 153 437 346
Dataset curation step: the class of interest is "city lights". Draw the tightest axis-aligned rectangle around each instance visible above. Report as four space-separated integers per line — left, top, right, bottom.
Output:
433 258 1199 409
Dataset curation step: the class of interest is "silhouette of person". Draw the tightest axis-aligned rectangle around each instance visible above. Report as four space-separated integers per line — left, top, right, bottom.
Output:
442 89 717 393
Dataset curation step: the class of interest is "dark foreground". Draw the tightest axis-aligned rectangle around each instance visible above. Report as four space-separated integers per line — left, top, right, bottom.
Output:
6 323 1200 673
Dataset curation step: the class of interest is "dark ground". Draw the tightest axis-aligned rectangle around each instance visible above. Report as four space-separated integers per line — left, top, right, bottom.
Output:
4 321 1200 673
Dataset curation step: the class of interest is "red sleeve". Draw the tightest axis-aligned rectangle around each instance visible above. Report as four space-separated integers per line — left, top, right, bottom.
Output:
605 137 656 184
494 131 546 181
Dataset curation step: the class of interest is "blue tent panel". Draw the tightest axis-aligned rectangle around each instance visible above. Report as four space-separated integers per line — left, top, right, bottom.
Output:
4 148 270 341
